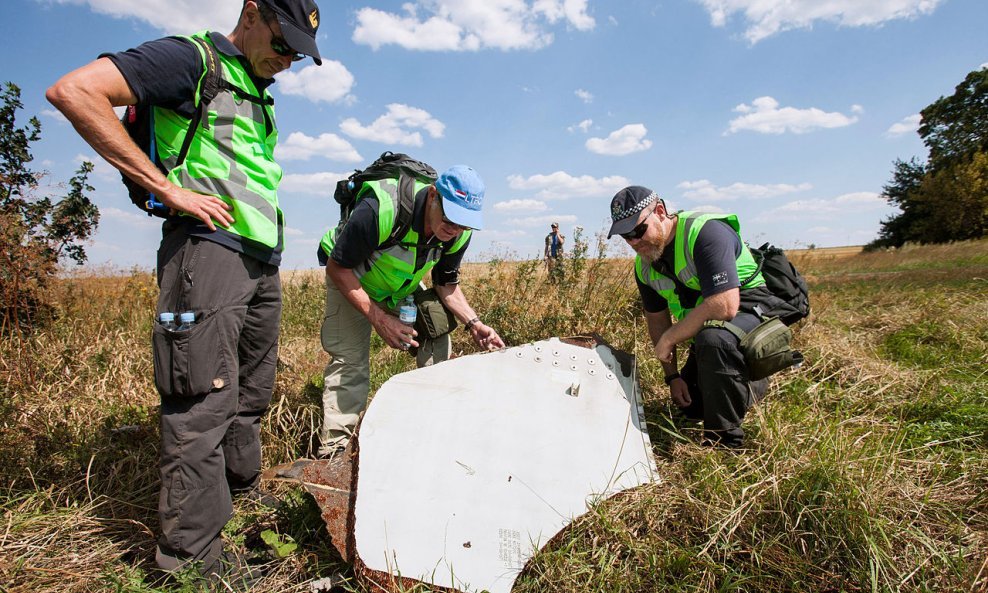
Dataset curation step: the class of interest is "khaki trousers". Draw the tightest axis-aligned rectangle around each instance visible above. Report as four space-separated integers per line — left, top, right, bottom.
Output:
318 278 450 456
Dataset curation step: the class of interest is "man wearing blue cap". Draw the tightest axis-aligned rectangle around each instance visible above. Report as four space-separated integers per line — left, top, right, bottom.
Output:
316 165 505 457
47 0 322 583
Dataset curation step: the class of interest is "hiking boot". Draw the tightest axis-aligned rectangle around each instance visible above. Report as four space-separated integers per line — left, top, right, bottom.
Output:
207 549 267 591
318 444 347 460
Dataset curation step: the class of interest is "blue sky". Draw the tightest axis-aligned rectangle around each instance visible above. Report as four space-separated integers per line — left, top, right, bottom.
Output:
3 0 987 270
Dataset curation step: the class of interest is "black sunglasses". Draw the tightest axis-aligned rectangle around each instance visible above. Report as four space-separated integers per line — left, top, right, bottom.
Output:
437 198 470 231
264 19 304 61
620 208 655 240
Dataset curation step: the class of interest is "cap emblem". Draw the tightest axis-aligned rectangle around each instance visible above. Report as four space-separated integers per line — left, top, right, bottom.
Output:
611 192 657 221
309 9 319 28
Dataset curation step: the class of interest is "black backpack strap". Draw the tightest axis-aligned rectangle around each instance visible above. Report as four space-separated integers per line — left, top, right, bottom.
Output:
382 175 419 249
175 36 221 167
739 243 765 288
175 36 274 166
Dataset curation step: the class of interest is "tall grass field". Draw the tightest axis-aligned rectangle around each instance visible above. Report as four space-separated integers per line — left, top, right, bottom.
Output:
1 238 986 592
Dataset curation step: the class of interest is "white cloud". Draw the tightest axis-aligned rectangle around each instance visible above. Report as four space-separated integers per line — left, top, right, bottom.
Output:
726 96 860 135
283 226 305 237
575 89 593 103
567 119 593 133
493 199 548 212
100 206 160 229
276 132 362 163
506 214 579 228
507 171 630 200
756 191 885 221
691 204 726 214
586 124 652 155
340 104 445 146
279 171 350 196
276 62 356 105
41 109 68 123
677 179 812 201
696 0 945 44
886 113 921 137
981 62 988 70
48 0 241 34
352 0 595 51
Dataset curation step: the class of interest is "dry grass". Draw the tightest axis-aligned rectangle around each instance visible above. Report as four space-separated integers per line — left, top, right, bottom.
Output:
2 238 987 592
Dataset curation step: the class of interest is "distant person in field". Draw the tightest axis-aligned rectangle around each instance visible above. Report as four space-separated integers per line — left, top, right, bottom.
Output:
608 186 790 448
315 164 505 458
46 0 323 582
544 222 565 274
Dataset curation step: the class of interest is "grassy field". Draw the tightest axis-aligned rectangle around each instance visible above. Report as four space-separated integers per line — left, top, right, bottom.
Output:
1 239 986 592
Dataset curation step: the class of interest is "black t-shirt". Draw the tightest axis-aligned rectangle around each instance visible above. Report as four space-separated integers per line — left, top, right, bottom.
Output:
637 219 743 313
320 186 469 287
103 33 280 265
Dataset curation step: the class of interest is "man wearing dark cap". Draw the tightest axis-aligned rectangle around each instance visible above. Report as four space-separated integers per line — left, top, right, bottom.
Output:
47 0 322 581
315 165 505 458
544 222 565 277
608 186 779 448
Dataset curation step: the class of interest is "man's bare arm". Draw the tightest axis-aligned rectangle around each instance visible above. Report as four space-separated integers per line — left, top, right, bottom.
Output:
46 57 233 229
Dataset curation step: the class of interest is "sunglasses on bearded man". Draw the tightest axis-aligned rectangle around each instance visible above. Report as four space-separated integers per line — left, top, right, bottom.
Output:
620 205 657 240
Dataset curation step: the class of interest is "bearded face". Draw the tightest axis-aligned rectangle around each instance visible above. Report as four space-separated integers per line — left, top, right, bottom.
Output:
631 215 667 263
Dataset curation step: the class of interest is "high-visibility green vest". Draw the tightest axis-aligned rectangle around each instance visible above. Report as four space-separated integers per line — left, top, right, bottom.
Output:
635 211 764 320
319 179 472 308
154 31 283 250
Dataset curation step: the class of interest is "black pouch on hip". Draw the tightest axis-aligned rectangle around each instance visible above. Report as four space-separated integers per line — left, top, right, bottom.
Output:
704 317 804 381
413 288 458 339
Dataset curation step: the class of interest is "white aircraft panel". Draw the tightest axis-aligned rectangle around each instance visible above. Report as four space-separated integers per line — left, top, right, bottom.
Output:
354 338 657 593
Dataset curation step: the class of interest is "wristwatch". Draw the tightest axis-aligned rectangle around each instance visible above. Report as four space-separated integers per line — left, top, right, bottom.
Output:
464 317 481 332
663 373 681 385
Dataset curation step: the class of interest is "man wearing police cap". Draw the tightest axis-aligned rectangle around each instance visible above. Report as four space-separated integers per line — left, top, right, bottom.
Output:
608 186 774 448
48 0 323 581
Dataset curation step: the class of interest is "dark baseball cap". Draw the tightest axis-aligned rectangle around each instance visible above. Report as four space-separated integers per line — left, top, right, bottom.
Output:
607 185 659 238
260 0 323 65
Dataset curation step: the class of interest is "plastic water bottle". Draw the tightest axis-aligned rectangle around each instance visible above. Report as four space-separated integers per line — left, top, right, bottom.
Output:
398 295 416 349
177 311 196 331
398 295 417 326
159 312 177 331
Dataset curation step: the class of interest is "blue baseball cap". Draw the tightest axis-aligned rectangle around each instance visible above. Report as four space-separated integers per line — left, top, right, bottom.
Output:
435 165 485 230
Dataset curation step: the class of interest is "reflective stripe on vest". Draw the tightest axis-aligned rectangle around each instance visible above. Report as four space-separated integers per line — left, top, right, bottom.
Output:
635 211 764 319
319 179 472 308
154 31 283 249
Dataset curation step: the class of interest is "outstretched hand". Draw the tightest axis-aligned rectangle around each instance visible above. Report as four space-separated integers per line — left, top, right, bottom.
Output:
470 322 505 351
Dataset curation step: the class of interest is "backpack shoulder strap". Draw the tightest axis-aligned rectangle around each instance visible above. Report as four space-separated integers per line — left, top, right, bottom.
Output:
175 36 222 166
382 176 419 249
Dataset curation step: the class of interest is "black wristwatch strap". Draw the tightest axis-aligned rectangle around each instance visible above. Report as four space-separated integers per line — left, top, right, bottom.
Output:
664 373 681 385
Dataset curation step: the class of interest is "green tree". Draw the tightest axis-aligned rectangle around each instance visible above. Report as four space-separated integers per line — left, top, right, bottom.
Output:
871 68 988 249
919 68 988 169
0 82 100 332
870 158 926 249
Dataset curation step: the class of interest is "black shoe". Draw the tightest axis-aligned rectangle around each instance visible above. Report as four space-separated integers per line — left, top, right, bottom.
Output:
208 549 267 591
318 444 347 460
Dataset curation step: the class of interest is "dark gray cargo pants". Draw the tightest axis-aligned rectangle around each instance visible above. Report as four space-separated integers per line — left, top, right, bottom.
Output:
152 231 281 574
680 310 769 447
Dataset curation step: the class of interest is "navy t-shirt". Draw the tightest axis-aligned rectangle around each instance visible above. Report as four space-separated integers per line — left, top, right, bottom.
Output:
319 186 469 288
637 219 743 313
103 33 281 266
